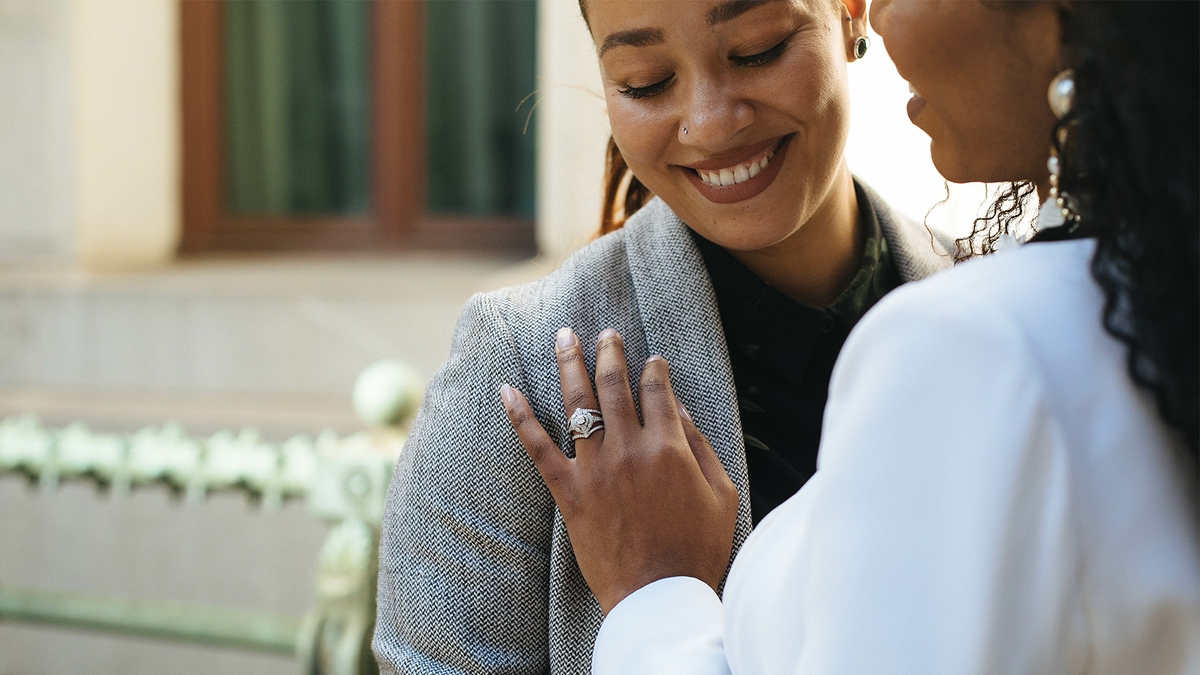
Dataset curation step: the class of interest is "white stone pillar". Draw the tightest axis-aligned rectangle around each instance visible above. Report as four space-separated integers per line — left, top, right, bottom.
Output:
534 0 609 262
70 0 180 270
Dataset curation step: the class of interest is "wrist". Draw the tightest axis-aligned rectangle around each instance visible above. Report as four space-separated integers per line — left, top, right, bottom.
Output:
600 570 713 616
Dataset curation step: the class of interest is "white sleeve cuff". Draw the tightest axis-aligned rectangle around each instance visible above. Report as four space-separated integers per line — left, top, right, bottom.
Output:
592 576 731 675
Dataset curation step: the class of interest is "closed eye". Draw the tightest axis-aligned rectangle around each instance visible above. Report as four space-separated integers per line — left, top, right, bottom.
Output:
617 75 675 100
731 37 789 67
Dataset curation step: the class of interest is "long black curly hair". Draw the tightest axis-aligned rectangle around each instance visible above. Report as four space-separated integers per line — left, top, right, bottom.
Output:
967 1 1199 455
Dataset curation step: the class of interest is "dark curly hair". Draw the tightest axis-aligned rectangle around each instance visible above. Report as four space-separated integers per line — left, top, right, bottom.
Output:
967 1 1199 454
951 181 1038 259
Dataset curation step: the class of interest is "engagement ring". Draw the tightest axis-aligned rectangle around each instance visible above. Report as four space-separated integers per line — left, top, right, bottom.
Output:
568 408 604 441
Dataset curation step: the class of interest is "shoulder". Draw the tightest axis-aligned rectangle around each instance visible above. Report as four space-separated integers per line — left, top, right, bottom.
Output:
451 197 686 369
852 238 1097 349
471 197 681 332
814 244 1101 497
831 239 1099 417
480 230 632 324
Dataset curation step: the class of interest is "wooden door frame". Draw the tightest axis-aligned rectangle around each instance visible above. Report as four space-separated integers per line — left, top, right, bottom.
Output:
179 0 535 254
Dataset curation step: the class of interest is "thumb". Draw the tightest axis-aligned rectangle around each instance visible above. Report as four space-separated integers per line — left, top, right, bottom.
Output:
676 402 737 500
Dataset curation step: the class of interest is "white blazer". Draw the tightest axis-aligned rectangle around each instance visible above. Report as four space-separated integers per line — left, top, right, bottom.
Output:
593 239 1200 675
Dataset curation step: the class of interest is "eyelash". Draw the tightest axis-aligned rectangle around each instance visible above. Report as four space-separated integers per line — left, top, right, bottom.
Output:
616 38 791 100
617 76 674 100
731 37 790 68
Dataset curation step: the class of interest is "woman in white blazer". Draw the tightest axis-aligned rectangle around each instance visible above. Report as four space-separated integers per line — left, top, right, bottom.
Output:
502 2 1200 674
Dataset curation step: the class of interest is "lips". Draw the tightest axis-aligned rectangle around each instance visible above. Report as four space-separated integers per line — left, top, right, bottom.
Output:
906 82 927 123
681 135 792 205
695 143 776 187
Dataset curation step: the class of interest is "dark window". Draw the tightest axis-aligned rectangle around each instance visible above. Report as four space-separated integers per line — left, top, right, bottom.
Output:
224 1 372 217
425 0 537 218
181 0 536 254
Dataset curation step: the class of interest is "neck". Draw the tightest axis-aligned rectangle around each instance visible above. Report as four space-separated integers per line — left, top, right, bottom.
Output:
727 166 863 308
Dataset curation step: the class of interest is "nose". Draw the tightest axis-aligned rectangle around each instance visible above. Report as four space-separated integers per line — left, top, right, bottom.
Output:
678 77 754 148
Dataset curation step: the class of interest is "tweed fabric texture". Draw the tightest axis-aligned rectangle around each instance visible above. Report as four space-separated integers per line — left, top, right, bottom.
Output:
373 185 952 675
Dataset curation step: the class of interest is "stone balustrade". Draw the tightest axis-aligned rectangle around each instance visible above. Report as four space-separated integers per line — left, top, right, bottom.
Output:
0 359 423 675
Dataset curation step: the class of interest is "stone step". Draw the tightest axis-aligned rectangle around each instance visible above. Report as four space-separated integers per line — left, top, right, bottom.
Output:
0 254 545 404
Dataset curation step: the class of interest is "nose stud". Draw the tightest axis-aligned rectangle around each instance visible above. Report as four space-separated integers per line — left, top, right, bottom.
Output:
682 124 688 135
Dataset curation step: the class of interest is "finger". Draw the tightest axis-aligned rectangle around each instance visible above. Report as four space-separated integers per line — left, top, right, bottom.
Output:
500 384 574 503
637 356 681 433
593 328 638 433
554 327 604 457
677 402 737 502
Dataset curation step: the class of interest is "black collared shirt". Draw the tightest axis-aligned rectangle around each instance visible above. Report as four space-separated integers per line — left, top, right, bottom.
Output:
692 183 902 524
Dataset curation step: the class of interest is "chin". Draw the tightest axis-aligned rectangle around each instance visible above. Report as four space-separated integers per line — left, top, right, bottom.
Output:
692 217 797 253
929 143 975 185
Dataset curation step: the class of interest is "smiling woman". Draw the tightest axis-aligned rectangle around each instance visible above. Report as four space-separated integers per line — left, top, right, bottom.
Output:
593 0 861 265
371 2 952 674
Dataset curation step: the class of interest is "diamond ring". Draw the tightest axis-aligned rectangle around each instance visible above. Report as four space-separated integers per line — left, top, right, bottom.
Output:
568 408 604 441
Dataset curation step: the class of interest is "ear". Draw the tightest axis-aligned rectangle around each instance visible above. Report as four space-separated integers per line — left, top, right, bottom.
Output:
840 0 868 61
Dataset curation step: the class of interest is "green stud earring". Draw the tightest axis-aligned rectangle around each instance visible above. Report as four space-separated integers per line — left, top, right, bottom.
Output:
853 36 870 60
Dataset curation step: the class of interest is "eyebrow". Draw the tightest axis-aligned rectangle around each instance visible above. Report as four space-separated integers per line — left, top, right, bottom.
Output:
598 0 782 57
706 0 781 27
599 28 667 57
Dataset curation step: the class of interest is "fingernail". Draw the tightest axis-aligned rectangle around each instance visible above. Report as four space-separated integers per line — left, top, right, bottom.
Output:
646 354 663 363
598 327 618 341
499 383 516 408
677 401 693 422
555 327 576 351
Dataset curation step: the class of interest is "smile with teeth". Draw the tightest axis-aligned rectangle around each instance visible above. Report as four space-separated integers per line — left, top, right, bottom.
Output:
909 82 923 99
696 145 777 187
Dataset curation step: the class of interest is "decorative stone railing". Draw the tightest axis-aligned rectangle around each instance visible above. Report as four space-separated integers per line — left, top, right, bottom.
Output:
0 360 423 675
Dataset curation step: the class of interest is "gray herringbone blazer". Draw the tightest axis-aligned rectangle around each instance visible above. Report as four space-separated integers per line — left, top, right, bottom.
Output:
373 183 952 675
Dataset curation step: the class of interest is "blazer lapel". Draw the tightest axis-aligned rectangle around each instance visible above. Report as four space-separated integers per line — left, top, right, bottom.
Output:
858 179 954 282
621 198 755 552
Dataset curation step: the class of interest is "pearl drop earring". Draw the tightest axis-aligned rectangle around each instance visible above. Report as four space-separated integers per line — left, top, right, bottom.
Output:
1044 69 1080 231
1048 69 1075 119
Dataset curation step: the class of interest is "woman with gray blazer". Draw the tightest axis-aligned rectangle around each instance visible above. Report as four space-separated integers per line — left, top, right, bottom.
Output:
373 1 950 673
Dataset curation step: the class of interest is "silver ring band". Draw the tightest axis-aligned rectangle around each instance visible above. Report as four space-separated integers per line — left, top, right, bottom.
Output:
568 407 604 441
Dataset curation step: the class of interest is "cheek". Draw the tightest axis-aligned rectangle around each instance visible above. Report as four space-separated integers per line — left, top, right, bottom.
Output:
768 45 852 161
606 95 675 173
786 29 849 113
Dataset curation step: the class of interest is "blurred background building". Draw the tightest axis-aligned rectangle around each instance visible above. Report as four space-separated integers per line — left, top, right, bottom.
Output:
0 1 1000 673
